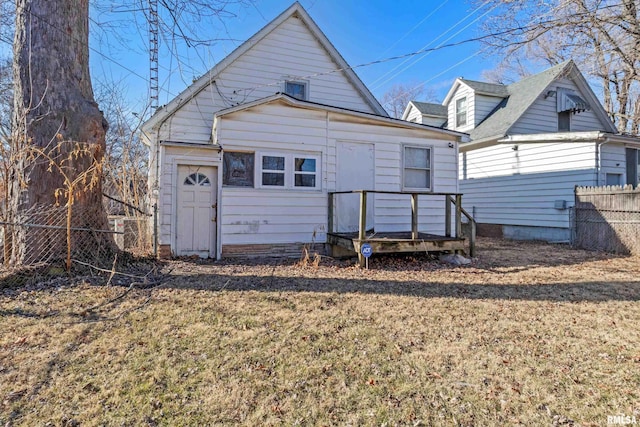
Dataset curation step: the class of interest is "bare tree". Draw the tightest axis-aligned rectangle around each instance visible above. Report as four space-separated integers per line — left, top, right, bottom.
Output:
94 80 148 217
381 83 436 118
477 0 640 134
10 0 113 266
7 0 254 266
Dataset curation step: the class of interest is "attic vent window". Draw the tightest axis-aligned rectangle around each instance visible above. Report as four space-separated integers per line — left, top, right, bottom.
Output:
557 88 590 113
284 81 308 100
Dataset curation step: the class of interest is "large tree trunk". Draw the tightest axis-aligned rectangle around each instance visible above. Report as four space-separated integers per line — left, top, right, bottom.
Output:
9 0 114 267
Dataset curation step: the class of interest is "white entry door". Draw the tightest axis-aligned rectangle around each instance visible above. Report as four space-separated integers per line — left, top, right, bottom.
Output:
336 142 374 233
176 165 217 257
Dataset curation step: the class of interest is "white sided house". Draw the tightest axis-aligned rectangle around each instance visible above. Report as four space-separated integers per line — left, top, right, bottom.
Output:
404 60 640 242
142 2 467 259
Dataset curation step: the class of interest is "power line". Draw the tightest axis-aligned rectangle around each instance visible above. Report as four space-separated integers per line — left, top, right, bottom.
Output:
23 9 151 86
372 0 451 62
230 2 627 104
369 0 490 88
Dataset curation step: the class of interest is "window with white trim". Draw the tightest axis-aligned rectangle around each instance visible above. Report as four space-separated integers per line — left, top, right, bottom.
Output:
284 81 308 100
403 145 432 191
257 152 320 189
455 97 467 128
294 157 317 187
261 155 285 186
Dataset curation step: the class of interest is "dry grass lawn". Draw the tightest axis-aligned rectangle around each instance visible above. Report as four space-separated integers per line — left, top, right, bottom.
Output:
1 238 639 426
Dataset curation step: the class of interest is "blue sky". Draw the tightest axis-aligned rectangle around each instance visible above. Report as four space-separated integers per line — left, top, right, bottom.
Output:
87 0 502 115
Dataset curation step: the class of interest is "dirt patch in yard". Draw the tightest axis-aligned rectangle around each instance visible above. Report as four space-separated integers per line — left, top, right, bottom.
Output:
1 238 639 426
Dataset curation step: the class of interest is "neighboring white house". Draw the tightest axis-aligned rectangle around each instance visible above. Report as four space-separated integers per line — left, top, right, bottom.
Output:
404 60 640 242
141 2 467 259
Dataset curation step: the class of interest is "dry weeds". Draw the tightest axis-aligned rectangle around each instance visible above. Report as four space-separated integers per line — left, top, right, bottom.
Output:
1 238 639 426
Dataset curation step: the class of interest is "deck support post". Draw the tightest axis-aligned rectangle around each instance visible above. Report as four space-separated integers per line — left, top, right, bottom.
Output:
328 192 334 234
411 193 419 239
469 218 476 257
358 191 367 267
445 196 452 237
455 194 462 240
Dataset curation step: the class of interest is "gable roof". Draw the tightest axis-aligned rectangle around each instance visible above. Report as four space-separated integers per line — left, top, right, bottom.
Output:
469 60 617 141
442 78 508 105
458 79 509 97
143 2 387 132
402 101 447 120
215 93 468 141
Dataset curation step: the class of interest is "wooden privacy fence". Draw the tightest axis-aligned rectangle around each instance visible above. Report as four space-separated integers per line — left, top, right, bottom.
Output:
574 185 640 255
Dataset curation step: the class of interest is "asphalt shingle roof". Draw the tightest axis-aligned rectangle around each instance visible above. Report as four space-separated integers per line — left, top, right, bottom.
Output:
458 79 509 97
469 61 572 141
410 101 447 117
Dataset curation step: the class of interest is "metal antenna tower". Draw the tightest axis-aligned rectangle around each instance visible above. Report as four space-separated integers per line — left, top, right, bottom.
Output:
149 0 159 112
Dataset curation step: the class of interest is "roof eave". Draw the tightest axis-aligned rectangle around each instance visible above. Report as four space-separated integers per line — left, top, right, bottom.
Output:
216 93 468 141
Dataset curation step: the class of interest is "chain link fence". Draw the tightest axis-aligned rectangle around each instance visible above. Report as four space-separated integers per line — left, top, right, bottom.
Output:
0 199 154 287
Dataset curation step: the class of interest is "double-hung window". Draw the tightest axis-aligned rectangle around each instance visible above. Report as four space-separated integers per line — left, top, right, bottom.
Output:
258 152 320 189
403 145 432 191
455 97 467 128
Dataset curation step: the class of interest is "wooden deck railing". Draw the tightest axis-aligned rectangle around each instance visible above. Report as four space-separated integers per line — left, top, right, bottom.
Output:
328 190 476 257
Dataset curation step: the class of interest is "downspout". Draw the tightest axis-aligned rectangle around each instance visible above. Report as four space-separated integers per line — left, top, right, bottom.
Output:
138 126 160 257
154 126 161 257
596 136 611 186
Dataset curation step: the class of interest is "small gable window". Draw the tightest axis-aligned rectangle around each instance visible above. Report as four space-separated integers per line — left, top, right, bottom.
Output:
556 88 590 132
455 97 467 128
284 81 307 100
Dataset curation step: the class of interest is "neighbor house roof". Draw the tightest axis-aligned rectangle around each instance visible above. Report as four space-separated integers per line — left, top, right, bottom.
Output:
458 79 509 97
142 2 387 132
214 93 469 142
406 101 447 117
468 60 618 142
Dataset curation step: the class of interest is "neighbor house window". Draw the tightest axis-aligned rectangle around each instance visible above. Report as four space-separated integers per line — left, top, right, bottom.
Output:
223 152 255 187
258 152 320 189
403 145 432 191
605 173 622 186
284 81 307 100
455 97 467 127
558 111 571 131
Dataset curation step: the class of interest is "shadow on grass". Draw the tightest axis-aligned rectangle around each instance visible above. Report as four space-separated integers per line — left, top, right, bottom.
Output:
161 266 640 303
1 239 638 303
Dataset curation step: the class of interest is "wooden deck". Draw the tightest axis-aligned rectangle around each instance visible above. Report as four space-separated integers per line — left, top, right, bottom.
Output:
327 190 476 266
327 231 466 257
